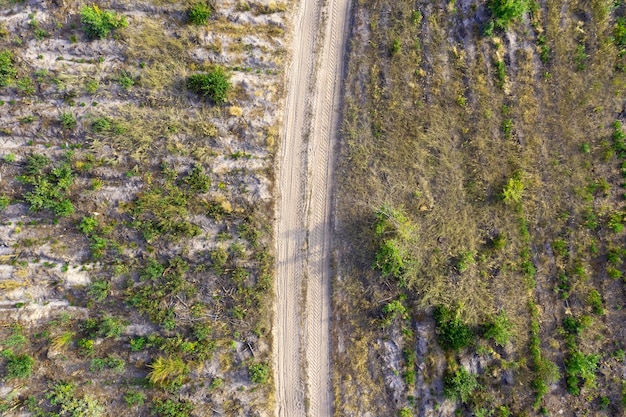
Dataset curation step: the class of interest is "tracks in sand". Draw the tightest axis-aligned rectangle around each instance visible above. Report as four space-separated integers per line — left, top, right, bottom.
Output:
273 0 351 415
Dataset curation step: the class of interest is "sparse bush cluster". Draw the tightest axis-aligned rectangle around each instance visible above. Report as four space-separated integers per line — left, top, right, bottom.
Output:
19 154 75 217
0 50 17 87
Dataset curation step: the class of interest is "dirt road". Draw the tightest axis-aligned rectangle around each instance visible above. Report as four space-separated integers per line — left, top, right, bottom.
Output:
274 0 351 415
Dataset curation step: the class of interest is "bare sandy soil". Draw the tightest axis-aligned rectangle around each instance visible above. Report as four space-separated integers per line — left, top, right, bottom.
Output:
274 0 351 415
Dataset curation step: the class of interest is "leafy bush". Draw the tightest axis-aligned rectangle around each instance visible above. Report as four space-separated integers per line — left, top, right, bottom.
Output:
79 215 99 235
60 112 77 130
151 399 194 417
2 350 34 379
123 390 146 408
588 290 604 315
443 366 478 403
249 362 270 384
487 0 528 29
502 175 524 205
80 5 128 40
20 154 75 217
484 310 513 346
187 3 212 25
0 50 16 87
46 382 104 417
615 17 626 50
0 195 9 211
187 67 231 104
184 164 211 192
433 305 474 351
565 351 600 395
88 279 110 302
373 239 406 278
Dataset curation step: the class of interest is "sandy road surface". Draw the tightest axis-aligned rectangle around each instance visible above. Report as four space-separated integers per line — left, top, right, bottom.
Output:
274 0 351 415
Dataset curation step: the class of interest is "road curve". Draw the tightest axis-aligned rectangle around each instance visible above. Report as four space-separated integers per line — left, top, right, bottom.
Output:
274 0 351 415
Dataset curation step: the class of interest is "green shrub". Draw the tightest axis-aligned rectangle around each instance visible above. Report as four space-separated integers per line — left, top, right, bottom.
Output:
502 175 524 205
249 362 270 384
615 17 626 50
20 154 75 217
60 112 77 130
184 164 211 192
0 195 9 211
98 316 127 339
487 0 528 29
116 70 135 90
80 5 128 40
607 212 625 233
588 290 604 315
0 50 16 87
187 68 231 104
151 399 194 417
78 215 99 235
565 351 600 395
16 77 35 96
399 408 412 417
374 239 406 278
3 324 27 348
187 3 212 25
443 366 478 403
433 305 474 351
2 350 34 379
209 377 224 389
88 280 110 302
123 390 146 408
456 250 476 273
46 382 104 417
484 310 513 346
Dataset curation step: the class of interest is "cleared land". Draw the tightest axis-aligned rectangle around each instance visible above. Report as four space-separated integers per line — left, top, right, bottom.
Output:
274 0 350 415
0 1 287 416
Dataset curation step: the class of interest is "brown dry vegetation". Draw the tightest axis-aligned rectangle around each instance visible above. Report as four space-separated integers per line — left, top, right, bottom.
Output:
0 0 287 416
335 0 626 415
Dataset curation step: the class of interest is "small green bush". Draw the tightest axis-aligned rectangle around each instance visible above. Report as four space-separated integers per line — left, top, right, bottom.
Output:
46 382 104 417
502 175 524 205
374 239 406 278
588 290 604 315
88 279 111 302
249 362 270 384
187 67 231 104
151 399 194 417
78 215 99 235
187 3 212 25
20 154 75 217
123 390 146 408
443 366 478 403
0 50 16 87
60 112 77 130
615 17 626 50
487 0 528 29
565 351 600 395
433 305 474 351
484 310 513 346
80 5 128 40
0 195 9 211
2 350 34 379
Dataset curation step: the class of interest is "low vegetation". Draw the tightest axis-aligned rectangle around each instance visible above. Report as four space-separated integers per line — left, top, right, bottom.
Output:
0 0 284 415
335 0 626 415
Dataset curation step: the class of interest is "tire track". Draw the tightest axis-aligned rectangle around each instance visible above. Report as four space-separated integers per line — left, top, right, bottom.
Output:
274 0 351 415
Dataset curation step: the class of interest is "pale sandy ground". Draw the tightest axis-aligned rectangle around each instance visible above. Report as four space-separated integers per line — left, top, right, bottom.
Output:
274 0 351 416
